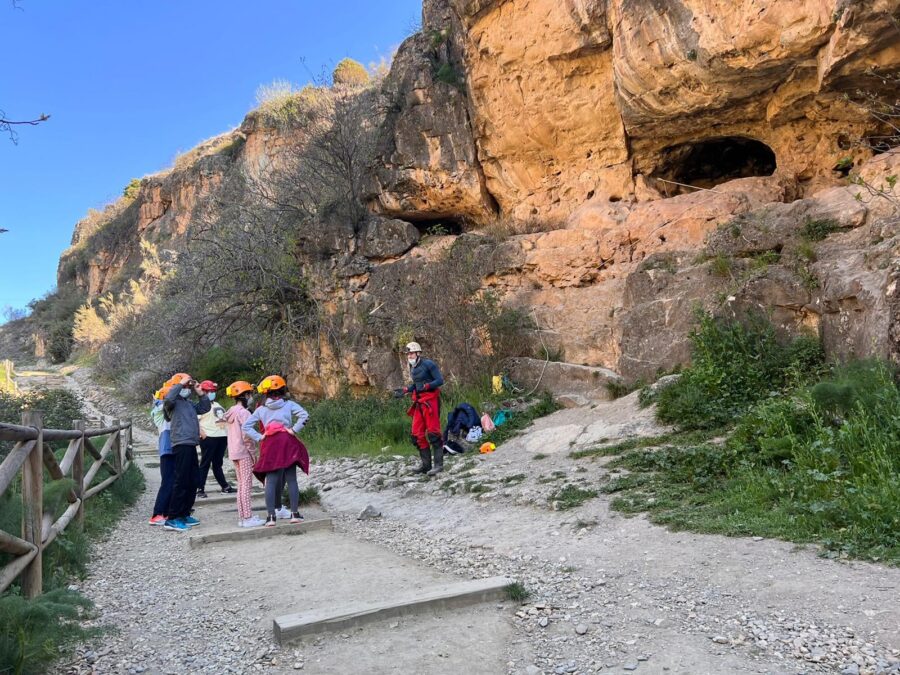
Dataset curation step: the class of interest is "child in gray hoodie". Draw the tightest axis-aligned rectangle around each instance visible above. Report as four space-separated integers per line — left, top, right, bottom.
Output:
162 375 211 531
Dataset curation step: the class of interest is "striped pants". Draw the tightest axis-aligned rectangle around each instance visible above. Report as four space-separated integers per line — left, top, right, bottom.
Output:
233 458 254 521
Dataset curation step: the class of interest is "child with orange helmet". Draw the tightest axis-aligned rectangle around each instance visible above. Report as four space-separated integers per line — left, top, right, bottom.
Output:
224 381 263 528
241 375 310 527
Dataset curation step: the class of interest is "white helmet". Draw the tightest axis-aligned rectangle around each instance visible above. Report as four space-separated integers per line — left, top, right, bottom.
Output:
405 341 423 354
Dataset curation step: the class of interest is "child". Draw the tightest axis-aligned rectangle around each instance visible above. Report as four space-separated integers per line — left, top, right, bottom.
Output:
162 373 212 532
196 380 235 498
224 381 264 528
241 375 309 527
149 385 174 526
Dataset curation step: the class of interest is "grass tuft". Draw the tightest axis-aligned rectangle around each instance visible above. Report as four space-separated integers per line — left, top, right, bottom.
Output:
549 484 598 510
504 582 531 603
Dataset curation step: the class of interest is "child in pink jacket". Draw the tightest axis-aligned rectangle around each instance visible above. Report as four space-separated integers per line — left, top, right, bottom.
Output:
224 381 263 528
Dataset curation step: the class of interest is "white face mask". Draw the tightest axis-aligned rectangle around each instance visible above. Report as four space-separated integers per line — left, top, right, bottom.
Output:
207 392 216 401
179 389 191 398
408 354 420 366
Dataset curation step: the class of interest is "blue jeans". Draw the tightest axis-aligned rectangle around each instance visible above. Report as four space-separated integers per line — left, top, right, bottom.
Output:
152 454 175 517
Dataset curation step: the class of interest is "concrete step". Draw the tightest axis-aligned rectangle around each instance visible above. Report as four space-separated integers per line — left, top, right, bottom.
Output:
193 491 265 506
273 575 514 645
187 517 333 549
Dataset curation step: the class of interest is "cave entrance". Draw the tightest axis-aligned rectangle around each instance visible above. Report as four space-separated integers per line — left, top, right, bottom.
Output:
651 136 777 195
406 215 466 236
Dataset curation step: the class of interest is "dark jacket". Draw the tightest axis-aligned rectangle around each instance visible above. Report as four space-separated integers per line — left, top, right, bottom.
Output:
164 383 211 448
444 402 479 440
405 358 444 394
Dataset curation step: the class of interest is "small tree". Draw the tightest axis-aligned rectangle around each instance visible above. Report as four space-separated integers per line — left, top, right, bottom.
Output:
332 58 370 87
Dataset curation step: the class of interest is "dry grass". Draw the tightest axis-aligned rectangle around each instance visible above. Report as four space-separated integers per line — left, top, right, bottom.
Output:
172 130 242 172
479 216 563 240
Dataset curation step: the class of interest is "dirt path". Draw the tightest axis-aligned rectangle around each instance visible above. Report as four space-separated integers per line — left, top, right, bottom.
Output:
28 366 899 674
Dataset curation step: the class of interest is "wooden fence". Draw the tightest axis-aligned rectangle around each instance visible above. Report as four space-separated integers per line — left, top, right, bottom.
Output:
0 411 133 598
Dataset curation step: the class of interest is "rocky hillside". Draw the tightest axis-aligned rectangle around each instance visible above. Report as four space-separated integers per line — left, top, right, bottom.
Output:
15 0 900 395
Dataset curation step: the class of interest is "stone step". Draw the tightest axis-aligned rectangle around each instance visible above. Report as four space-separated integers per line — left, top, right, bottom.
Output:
272 575 514 645
193 490 264 506
187 517 333 549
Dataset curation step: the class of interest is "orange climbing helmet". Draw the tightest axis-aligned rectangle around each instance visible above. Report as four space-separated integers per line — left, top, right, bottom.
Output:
226 380 254 397
257 375 287 394
479 442 497 454
153 384 172 400
166 372 192 386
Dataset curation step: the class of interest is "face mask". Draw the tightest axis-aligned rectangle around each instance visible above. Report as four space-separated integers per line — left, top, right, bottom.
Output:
207 392 216 401
408 356 419 366
179 389 191 398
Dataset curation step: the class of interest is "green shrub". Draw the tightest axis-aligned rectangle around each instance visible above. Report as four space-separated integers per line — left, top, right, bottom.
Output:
332 58 369 87
0 589 97 675
189 347 261 388
122 178 142 200
549 484 598 510
434 63 461 87
801 218 841 241
605 360 900 564
656 313 824 431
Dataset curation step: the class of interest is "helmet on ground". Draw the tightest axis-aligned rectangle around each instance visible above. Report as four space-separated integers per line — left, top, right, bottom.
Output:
257 375 287 394
226 381 254 397
199 380 218 392
166 372 192 386
479 442 497 454
405 341 423 354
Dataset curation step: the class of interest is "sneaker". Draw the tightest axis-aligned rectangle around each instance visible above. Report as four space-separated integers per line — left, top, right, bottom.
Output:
240 518 264 528
183 516 200 527
264 515 277 528
290 512 304 524
221 485 236 494
247 515 266 526
149 515 166 526
196 491 208 499
163 519 189 532
276 507 291 519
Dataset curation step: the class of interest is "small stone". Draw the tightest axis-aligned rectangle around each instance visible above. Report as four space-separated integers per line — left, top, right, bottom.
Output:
623 663 638 671
293 663 304 670
357 504 382 520
539 616 549 628
841 666 859 675
525 666 541 675
575 623 588 635
711 636 729 644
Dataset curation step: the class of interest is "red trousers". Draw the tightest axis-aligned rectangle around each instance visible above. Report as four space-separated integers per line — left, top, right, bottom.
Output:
408 391 441 450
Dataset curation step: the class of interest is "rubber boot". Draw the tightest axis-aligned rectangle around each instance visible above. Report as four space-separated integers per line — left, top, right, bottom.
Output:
426 441 444 476
412 448 431 475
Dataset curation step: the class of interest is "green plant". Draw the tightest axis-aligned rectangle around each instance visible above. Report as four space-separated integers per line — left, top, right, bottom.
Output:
655 312 824 431
122 178 142 200
710 254 733 278
604 380 630 399
601 360 900 565
434 62 461 87
504 582 530 602
0 589 98 675
549 484 598 510
796 241 817 262
801 218 841 242
332 58 370 87
532 453 548 461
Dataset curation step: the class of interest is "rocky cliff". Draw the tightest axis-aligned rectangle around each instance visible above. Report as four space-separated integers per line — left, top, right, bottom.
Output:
41 0 900 396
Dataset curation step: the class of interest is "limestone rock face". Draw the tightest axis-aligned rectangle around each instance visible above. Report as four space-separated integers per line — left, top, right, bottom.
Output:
362 217 420 259
372 0 899 220
368 1 496 223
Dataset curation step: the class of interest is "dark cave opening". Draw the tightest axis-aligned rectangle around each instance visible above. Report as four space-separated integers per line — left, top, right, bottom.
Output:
651 136 777 195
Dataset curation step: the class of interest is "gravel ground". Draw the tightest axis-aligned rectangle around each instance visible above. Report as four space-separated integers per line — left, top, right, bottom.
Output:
51 369 900 674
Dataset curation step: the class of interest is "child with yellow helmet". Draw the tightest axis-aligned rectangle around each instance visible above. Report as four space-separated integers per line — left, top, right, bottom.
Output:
148 384 174 526
242 375 310 527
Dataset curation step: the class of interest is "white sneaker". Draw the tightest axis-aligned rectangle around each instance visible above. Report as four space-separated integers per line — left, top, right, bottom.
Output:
248 516 265 526
240 517 264 528
276 507 291 519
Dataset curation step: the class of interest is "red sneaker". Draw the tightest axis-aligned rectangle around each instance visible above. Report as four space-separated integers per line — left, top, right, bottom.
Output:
149 515 166 526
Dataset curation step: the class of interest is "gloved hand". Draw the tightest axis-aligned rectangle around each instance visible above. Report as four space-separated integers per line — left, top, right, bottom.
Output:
392 388 406 399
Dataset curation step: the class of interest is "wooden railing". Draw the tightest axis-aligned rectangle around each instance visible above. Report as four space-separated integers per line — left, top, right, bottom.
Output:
0 411 133 598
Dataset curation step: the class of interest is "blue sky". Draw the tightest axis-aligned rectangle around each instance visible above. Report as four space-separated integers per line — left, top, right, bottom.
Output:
0 0 421 317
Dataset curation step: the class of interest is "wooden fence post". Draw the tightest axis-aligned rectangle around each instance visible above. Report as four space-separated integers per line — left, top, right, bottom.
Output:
124 419 133 464
111 418 122 475
72 420 86 528
21 409 43 599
